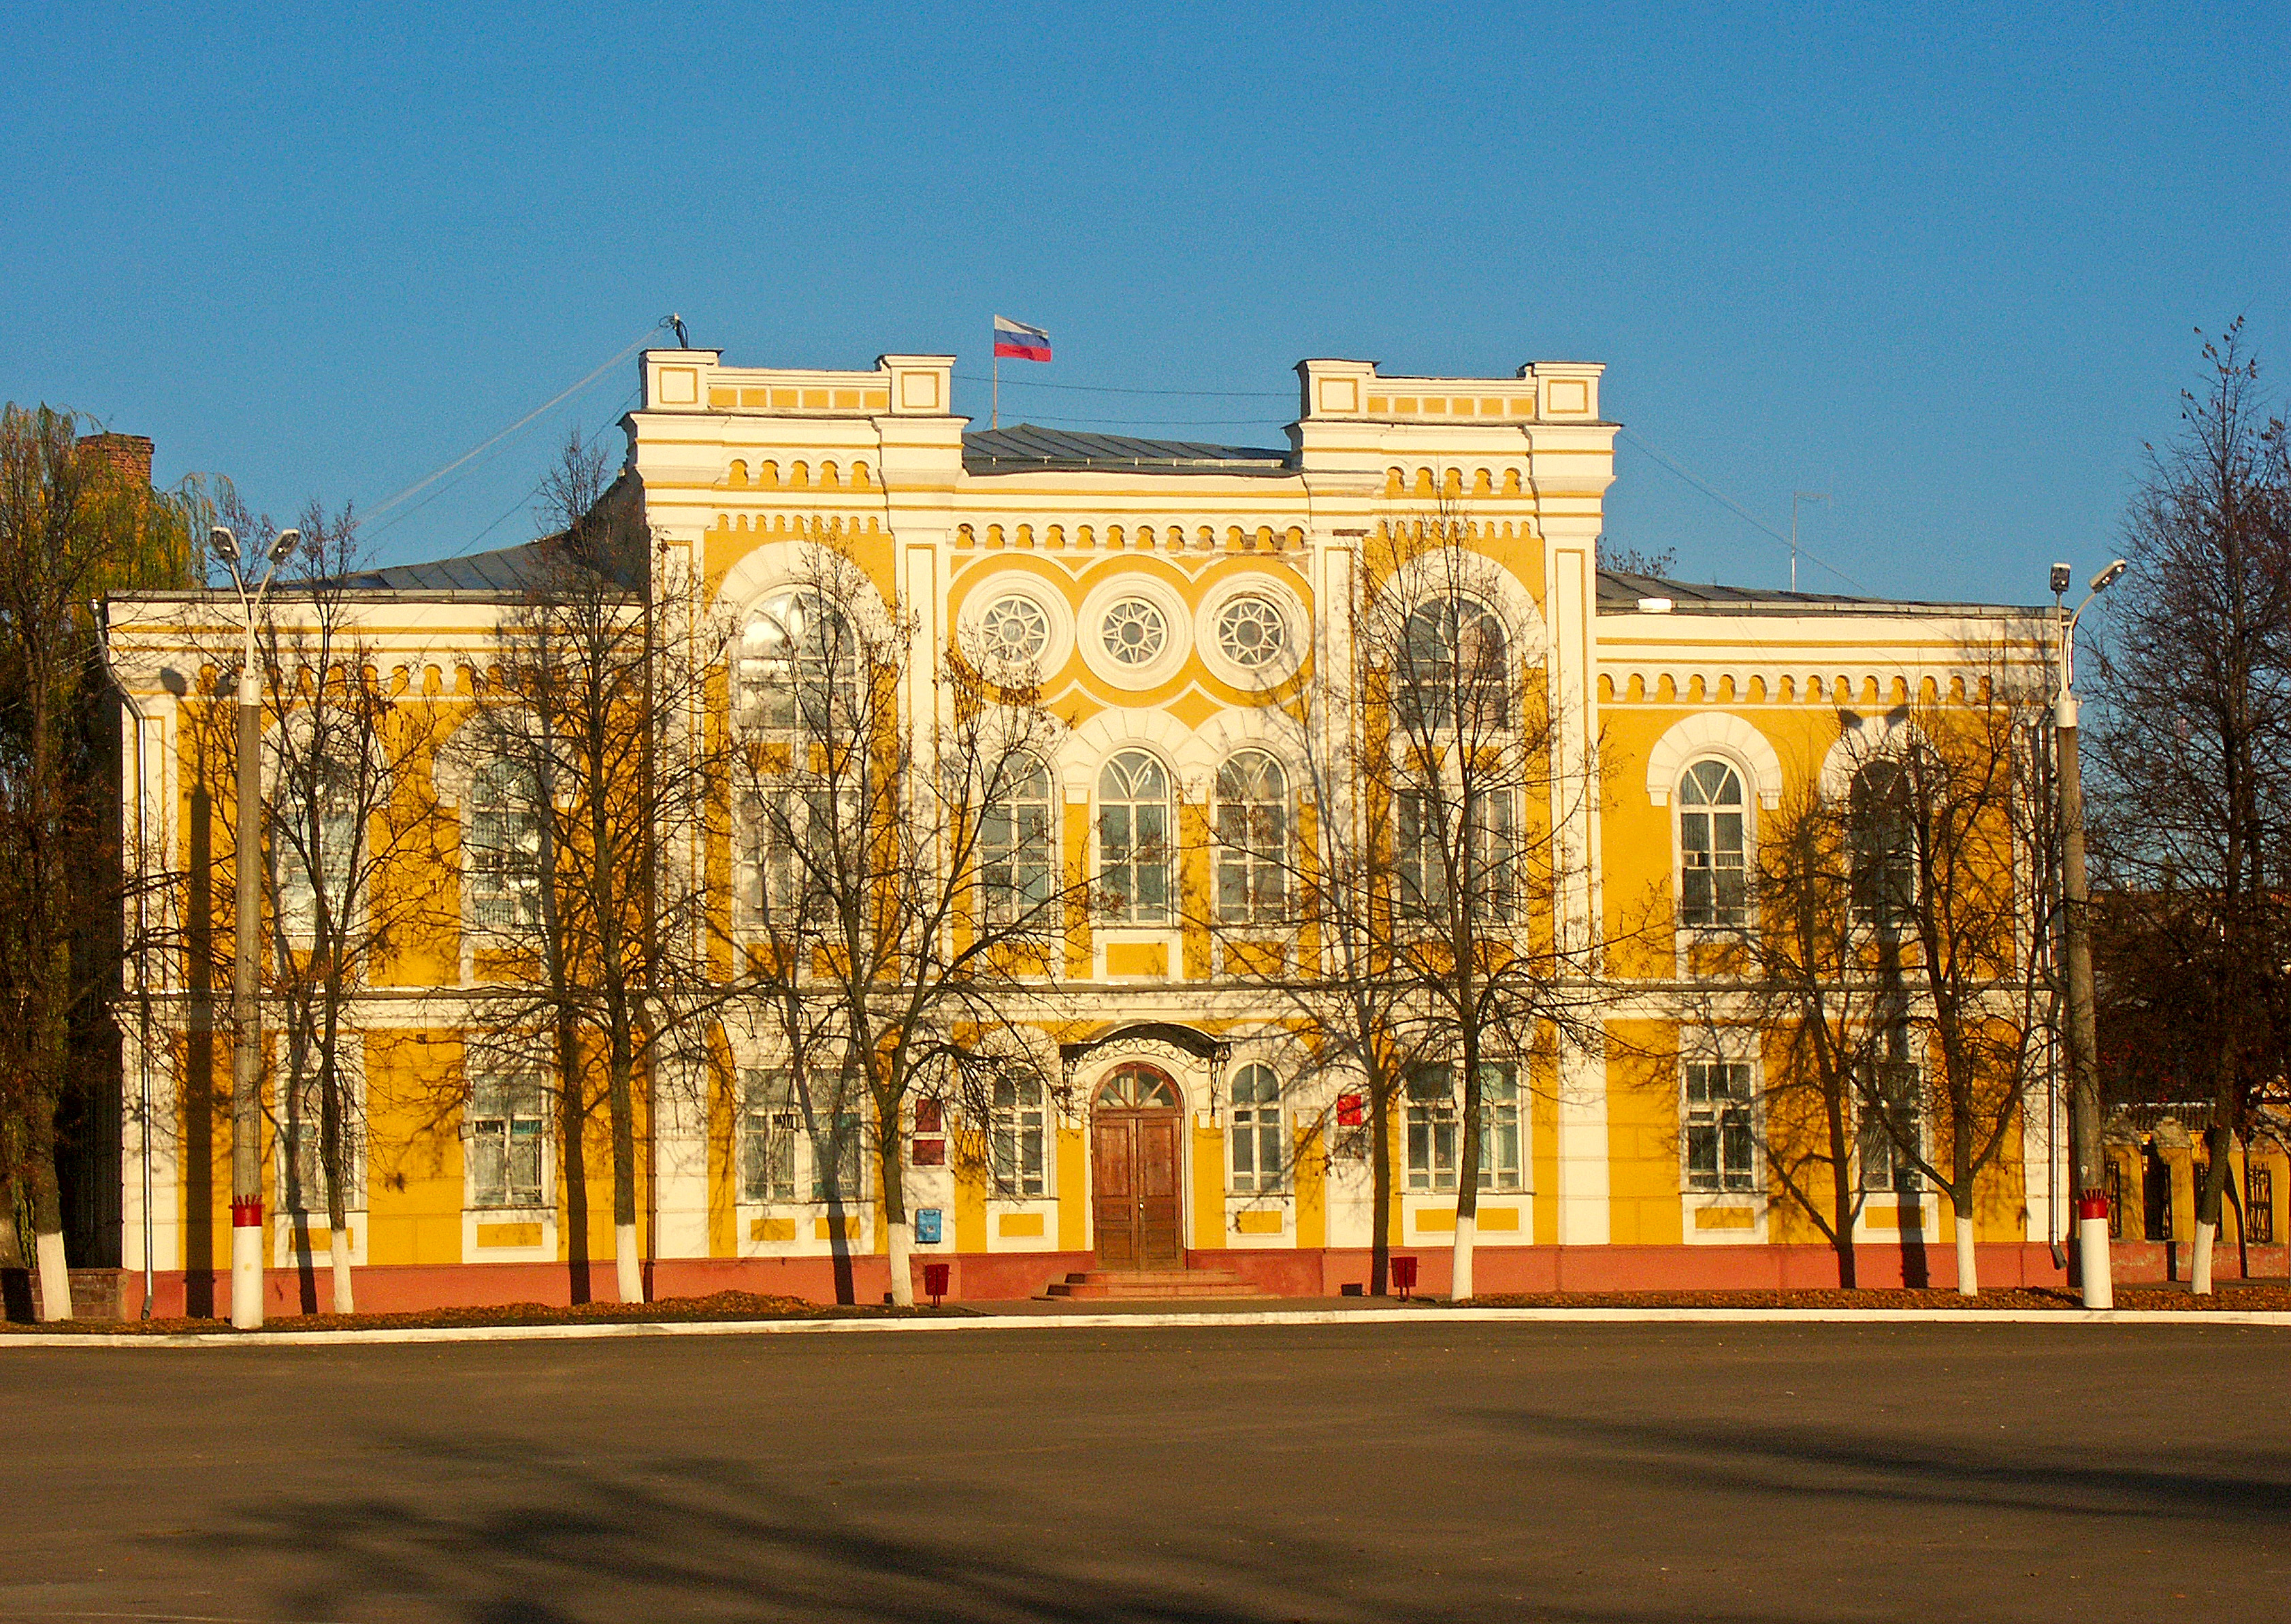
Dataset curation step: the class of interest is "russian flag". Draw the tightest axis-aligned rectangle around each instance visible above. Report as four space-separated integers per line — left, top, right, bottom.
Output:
992 314 1052 363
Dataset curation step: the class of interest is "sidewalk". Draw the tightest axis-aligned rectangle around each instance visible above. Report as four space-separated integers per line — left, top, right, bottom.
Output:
6 1295 2290 1348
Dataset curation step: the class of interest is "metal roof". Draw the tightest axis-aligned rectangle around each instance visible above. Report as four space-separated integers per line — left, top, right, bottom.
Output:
325 538 565 594
1596 568 2041 619
962 424 1293 476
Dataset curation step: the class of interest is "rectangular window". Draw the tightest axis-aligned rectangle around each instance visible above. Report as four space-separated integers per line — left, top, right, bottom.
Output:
1858 1062 1921 1194
1683 1061 1755 1193
739 1069 799 1203
1405 1063 1522 1192
469 800 541 932
991 1075 1046 1197
278 805 357 940
2249 1165 2275 1245
811 1108 864 1203
748 789 847 929
1469 790 1516 924
980 792 1054 926
1099 800 1170 924
468 1071 546 1209
1215 800 1287 925
279 1069 362 1215
1397 790 1445 920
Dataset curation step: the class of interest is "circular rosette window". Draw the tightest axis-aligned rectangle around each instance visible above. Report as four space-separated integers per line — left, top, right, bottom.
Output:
1100 598 1169 666
1214 596 1287 668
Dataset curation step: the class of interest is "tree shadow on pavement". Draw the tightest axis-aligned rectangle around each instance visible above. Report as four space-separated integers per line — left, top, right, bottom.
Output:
1472 1405 2291 1528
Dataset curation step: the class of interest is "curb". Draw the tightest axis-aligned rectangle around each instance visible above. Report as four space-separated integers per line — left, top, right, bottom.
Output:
5 1304 2291 1348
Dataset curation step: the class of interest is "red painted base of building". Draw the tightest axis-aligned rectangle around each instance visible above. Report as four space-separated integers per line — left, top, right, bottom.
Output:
51 1237 2288 1320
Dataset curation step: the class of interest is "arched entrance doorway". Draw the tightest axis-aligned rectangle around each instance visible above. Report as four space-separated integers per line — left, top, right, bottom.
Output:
1092 1063 1184 1269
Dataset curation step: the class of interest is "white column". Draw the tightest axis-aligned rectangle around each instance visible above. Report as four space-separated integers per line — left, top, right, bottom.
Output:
1546 536 1608 1246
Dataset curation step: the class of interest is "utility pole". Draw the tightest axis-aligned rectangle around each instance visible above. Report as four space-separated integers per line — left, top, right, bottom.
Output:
213 523 296 1329
2053 557 2125 1310
1790 492 1829 594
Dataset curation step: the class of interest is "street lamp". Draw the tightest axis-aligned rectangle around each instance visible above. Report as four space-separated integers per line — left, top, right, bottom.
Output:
2053 556 2124 1310
210 523 297 1329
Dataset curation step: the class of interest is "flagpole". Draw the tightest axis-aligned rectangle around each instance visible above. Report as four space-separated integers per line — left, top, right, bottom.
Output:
992 351 1000 429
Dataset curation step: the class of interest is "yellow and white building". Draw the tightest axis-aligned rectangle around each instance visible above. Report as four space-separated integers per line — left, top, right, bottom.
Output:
101 344 2087 1311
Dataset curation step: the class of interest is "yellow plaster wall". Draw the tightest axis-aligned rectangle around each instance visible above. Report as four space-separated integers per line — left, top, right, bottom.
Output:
1190 1123 1225 1249
1606 1020 1683 1246
1056 1127 1087 1252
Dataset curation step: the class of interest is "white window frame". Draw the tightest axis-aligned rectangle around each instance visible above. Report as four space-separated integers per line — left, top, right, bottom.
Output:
466 753 544 937
736 1066 868 1206
1228 1062 1285 1194
1214 750 1289 926
979 753 1056 927
1677 757 1749 930
990 1073 1048 1198
1096 749 1173 925
1683 1057 1757 1194
466 1068 550 1212
1395 596 1513 734
1405 1062 1523 1193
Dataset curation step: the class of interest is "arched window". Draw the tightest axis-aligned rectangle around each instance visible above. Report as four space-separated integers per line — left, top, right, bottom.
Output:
1848 760 1915 931
468 755 542 932
1097 751 1170 924
1678 760 1746 927
979 753 1054 924
1397 598 1510 730
1229 1062 1284 1192
738 590 860 734
1214 750 1288 924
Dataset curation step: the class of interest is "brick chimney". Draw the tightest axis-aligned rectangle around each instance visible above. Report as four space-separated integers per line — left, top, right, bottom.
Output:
76 432 154 489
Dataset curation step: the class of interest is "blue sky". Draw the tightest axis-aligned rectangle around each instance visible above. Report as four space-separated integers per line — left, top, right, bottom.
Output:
3 2 2284 604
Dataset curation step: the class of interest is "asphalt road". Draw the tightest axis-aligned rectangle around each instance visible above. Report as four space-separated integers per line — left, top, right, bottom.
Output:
1 1320 2284 1623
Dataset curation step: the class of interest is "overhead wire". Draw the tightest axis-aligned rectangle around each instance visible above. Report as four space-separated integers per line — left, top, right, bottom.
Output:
363 322 670 523
951 372 1289 399
1618 427 1872 596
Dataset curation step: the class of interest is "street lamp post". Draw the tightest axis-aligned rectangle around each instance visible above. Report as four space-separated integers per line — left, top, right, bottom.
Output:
212 524 296 1330
2053 557 2125 1311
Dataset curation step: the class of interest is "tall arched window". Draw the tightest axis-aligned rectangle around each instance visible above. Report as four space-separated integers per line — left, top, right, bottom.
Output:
1229 1063 1284 1192
468 755 542 932
1097 750 1170 924
980 753 1055 924
1678 760 1746 927
737 589 860 734
1215 750 1288 924
1397 598 1510 730
1848 760 1915 931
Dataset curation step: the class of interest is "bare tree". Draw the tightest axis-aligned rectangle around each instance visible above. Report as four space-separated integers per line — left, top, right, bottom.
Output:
1197 572 1435 1296
0 408 191 1318
733 536 1075 1305
2090 321 2291 1293
1838 662 2057 1295
1706 775 1895 1287
238 504 448 1313
1352 510 1610 1298
458 429 729 1305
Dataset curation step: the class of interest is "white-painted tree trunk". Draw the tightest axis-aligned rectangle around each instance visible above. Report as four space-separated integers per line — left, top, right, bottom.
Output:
33 1229 69 1322
2077 1212 2113 1309
230 1221 264 1328
2192 1218 2216 1295
1954 1214 1978 1297
615 1222 643 1303
886 1217 915 1307
1450 1212 1476 1301
329 1230 354 1315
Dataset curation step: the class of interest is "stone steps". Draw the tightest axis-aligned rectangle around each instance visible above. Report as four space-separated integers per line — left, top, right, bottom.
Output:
1041 1268 1264 1301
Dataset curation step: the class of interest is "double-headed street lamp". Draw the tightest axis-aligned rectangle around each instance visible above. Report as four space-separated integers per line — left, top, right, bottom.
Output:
211 523 297 1330
2052 556 2126 1311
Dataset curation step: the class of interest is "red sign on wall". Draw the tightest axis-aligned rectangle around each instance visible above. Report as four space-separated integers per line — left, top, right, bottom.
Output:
1337 1092 1365 1127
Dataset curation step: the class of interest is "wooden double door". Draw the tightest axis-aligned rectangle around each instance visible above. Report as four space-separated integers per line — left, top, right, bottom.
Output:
1092 1063 1184 1270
